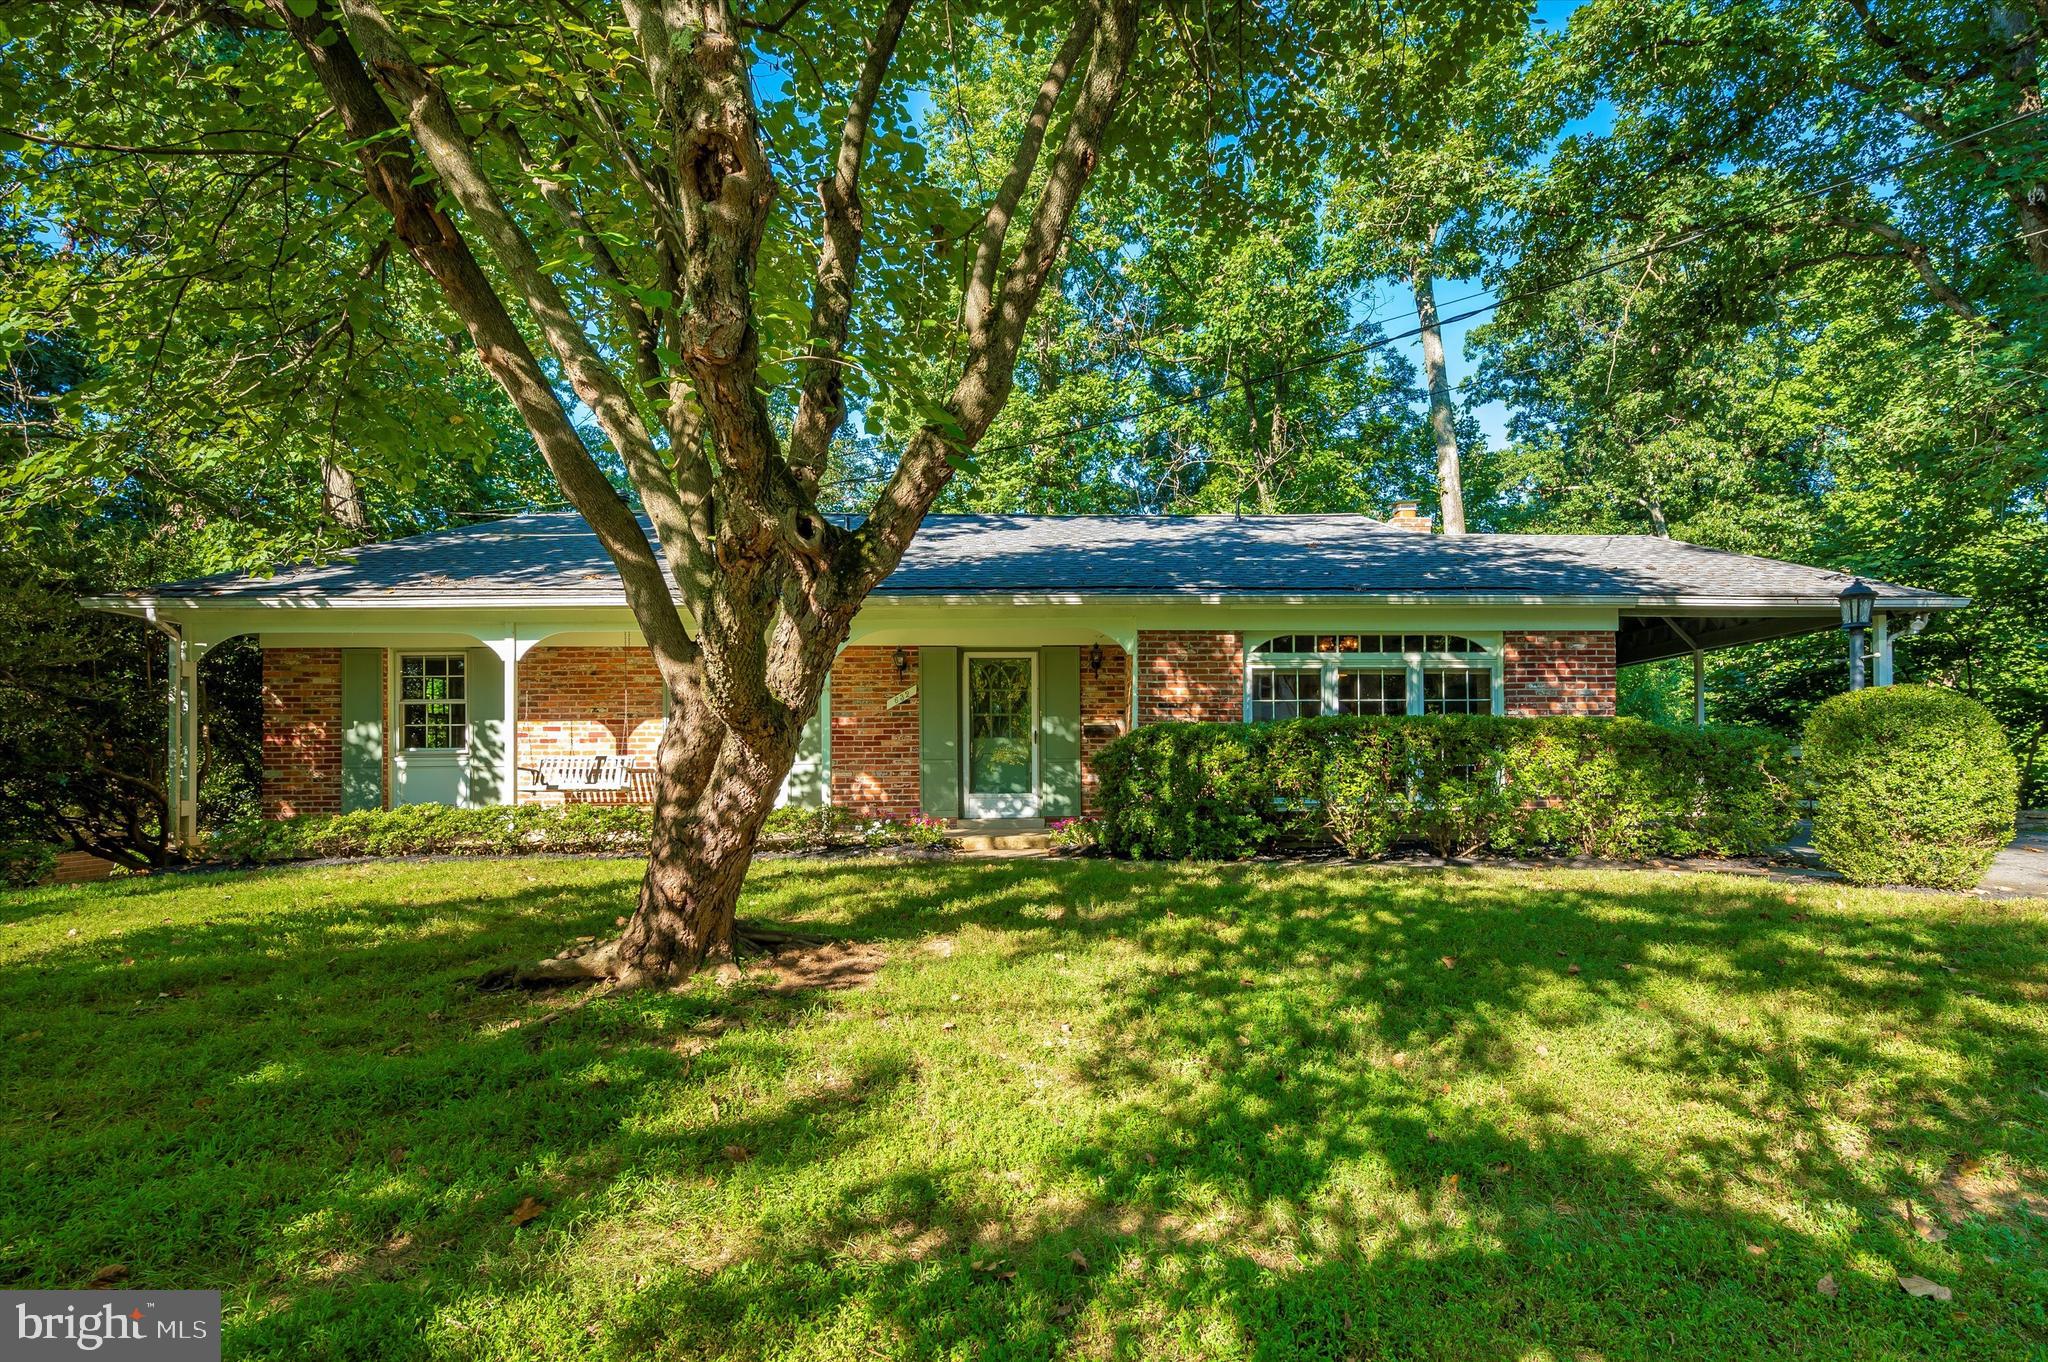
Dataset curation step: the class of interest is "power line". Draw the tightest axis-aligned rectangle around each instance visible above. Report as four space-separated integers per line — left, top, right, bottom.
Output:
972 107 2047 459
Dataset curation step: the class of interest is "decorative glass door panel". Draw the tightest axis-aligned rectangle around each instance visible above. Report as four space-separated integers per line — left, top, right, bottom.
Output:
963 654 1037 817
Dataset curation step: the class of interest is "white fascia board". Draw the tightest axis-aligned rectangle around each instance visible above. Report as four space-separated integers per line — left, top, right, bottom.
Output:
84 589 1973 614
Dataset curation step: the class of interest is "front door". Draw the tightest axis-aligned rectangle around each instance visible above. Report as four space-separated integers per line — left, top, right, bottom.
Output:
963 652 1038 818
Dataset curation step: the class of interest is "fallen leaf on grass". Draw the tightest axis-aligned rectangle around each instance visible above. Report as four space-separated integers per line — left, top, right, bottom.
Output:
86 1265 127 1289
723 1144 751 1163
1745 1243 1767 1256
1440 956 1457 969
1897 1275 1952 1301
941 1021 956 1031
509 1196 546 1226
1567 963 1582 975
1816 1273 1838 1299
1068 1249 1089 1272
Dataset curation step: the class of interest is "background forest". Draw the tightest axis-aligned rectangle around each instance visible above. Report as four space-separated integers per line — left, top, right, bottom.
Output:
3 0 2044 869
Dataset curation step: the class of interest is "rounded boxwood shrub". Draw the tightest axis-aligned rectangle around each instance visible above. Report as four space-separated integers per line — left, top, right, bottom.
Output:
1803 684 2018 889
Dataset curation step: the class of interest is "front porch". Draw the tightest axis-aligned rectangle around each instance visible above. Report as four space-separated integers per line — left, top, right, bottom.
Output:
247 632 1140 827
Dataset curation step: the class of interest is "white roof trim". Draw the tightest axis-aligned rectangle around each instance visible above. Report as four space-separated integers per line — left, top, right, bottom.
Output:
83 590 1973 613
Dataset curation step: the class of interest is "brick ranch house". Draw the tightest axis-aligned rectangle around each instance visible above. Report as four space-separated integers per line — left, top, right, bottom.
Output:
89 507 1965 843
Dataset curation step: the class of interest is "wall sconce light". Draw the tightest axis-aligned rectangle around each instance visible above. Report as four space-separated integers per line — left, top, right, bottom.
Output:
892 647 909 679
1088 642 1105 676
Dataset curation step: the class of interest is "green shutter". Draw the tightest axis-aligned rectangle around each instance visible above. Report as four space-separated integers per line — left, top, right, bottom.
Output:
339 649 384 812
464 646 508 806
1039 646 1081 818
782 696 829 808
919 646 959 819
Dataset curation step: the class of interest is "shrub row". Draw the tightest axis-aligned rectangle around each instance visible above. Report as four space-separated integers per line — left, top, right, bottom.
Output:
206 802 946 864
1804 684 2018 890
1093 715 1800 862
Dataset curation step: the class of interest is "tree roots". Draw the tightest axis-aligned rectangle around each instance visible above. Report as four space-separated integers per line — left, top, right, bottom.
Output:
476 923 825 993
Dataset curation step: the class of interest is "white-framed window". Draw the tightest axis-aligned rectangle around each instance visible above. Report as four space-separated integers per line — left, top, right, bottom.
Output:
398 653 468 751
1244 633 1501 720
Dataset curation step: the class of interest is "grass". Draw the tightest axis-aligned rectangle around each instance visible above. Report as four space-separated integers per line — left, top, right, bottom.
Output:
2 856 2046 1360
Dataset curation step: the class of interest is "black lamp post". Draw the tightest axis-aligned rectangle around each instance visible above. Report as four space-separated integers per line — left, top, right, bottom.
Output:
1839 579 1877 690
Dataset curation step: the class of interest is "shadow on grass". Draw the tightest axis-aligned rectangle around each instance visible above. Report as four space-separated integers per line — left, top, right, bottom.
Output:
4 857 2046 1359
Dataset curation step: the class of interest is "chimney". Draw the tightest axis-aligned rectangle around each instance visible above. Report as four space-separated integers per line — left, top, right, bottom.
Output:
1387 499 1433 533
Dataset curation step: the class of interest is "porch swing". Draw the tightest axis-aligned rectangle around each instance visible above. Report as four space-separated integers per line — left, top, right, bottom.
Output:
523 633 659 802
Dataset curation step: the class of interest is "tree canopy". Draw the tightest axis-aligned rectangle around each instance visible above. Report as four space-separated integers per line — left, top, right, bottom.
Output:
1 0 2041 883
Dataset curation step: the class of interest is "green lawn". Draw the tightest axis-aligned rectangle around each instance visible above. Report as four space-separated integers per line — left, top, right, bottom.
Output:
3 856 2046 1360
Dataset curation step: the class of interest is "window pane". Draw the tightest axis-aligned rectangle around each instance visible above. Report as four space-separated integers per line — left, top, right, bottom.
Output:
1422 670 1491 714
399 656 469 749
1335 670 1406 715
1250 668 1323 721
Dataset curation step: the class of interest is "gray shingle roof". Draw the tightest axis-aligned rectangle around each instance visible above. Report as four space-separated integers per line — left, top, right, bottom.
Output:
133 512 1961 608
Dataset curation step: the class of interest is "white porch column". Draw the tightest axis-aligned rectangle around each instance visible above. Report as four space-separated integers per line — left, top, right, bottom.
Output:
1873 613 1894 686
165 633 201 849
1692 649 1707 727
480 627 520 805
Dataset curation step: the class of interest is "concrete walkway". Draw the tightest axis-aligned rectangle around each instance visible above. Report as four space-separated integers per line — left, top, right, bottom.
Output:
1776 827 2048 900
1982 831 2048 898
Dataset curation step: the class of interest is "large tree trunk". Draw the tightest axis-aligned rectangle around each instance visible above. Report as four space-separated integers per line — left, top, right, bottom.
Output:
1411 252 1466 534
618 753 788 980
268 0 1142 991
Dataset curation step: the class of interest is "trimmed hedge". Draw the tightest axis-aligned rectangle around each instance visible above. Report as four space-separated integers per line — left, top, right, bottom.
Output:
1804 685 2018 889
1 840 59 888
1094 715 1798 862
206 802 944 864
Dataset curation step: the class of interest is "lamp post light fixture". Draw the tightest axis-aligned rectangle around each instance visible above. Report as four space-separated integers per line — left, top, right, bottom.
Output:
1839 579 1877 691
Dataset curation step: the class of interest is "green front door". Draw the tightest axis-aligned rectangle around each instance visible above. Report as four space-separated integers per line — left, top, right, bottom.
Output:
963 653 1038 818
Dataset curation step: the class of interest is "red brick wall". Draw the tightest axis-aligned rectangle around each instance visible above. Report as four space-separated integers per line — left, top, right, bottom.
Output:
1080 643 1130 813
1503 631 1617 716
1136 630 1243 725
515 646 667 804
47 850 120 885
830 646 920 818
261 648 343 817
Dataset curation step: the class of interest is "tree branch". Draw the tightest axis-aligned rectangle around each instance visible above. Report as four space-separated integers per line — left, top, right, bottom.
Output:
854 0 1140 590
1823 214 2000 327
262 0 695 672
961 11 1097 345
332 0 709 619
785 0 917 487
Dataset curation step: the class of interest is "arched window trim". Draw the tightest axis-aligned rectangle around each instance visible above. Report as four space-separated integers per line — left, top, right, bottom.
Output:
1242 630 1504 720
